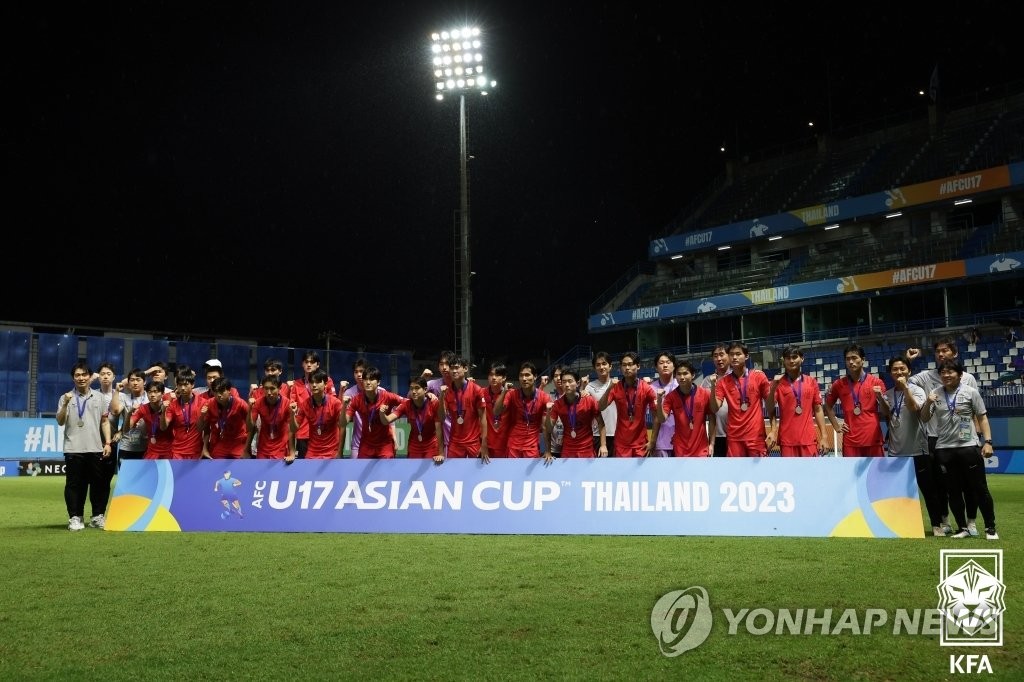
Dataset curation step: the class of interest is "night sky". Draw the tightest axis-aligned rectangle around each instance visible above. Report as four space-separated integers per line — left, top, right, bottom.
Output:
5 2 1019 366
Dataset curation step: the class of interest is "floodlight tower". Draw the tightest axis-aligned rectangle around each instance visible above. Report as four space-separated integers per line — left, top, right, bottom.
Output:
430 26 495 366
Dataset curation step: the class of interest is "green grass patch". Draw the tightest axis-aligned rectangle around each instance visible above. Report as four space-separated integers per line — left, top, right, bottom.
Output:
1 475 1021 680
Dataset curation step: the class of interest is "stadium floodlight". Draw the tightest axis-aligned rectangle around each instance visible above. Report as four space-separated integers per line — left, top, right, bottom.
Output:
884 212 903 219
430 25 496 365
954 198 973 205
768 235 783 241
717 245 731 251
824 224 840 231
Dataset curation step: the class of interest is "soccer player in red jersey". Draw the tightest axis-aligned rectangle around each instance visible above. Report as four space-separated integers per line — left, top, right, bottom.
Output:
199 377 250 459
344 366 404 458
291 351 337 459
707 342 772 457
248 374 294 461
437 357 489 462
655 360 715 456
290 369 345 459
493 361 549 458
597 351 657 457
162 368 204 459
824 344 886 456
483 363 512 458
544 368 605 461
765 346 829 456
129 381 174 459
382 376 441 460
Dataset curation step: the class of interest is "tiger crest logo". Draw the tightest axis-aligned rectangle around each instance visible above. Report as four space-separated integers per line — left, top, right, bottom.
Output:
937 550 1005 646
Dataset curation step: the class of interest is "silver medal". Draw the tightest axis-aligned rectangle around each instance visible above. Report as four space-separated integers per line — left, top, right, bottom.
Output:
740 403 749 412
457 417 464 425
270 429 276 439
316 426 322 435
418 434 423 442
853 406 861 415
570 430 576 438
150 436 156 444
889 417 900 428
689 422 694 430
794 406 803 415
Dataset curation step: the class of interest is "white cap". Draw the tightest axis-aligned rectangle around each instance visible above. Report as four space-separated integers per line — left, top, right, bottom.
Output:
205 359 222 368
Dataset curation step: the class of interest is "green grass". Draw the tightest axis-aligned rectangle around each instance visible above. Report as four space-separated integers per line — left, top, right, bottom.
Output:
1 476 1022 680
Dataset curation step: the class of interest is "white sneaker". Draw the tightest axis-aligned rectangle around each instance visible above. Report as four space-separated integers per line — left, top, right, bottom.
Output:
940 523 953 535
89 514 105 529
985 528 999 541
967 520 979 537
932 526 946 537
951 529 970 539
68 516 85 531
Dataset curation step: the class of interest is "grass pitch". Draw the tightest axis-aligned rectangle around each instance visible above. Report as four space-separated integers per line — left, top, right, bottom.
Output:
1 475 1021 680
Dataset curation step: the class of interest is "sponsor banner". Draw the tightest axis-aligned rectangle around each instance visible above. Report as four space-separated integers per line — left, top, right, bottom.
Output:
0 419 65 459
588 251 1024 330
0 462 19 477
106 457 922 537
899 167 1011 206
836 261 966 292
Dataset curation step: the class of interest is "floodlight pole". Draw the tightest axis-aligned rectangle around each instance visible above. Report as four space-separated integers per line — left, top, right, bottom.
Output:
458 94 472 365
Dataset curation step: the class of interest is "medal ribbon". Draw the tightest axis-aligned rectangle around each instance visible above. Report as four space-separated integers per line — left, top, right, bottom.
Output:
625 383 637 420
75 393 91 423
785 374 803 413
892 390 904 420
218 397 232 434
521 389 537 427
850 374 865 413
678 386 695 426
943 386 961 419
412 398 426 436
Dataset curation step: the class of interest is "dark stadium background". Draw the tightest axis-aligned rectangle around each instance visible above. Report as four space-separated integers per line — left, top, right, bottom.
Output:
3 2 1018 364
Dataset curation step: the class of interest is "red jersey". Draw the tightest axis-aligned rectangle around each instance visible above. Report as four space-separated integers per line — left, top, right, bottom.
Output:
205 396 250 458
297 394 344 459
164 393 203 459
251 396 290 459
346 389 404 457
773 374 823 448
502 388 550 455
662 386 713 456
394 397 440 458
548 394 602 458
827 373 884 448
131 402 173 459
715 370 770 441
291 376 336 439
606 380 657 454
443 381 487 456
483 386 511 455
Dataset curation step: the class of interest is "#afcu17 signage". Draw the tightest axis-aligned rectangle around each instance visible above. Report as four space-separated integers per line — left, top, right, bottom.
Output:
106 458 922 537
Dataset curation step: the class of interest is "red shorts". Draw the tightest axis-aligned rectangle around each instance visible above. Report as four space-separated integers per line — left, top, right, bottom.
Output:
727 440 767 457
446 445 480 458
359 443 396 459
780 444 818 457
615 445 648 457
843 445 883 457
507 448 540 458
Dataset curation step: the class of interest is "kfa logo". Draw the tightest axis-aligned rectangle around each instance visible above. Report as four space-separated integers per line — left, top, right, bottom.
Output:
937 549 1004 647
650 586 713 657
